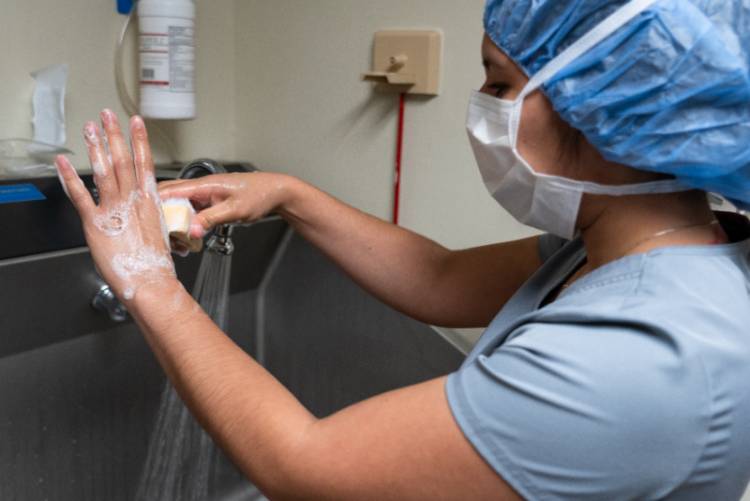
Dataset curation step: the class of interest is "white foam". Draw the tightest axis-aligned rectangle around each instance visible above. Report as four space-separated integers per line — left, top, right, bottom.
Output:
83 125 100 146
92 191 139 237
112 246 175 300
145 176 158 199
91 162 105 176
93 205 130 237
146 175 171 248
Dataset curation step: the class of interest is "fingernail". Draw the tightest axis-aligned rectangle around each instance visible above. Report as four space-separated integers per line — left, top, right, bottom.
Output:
131 115 144 127
100 109 115 125
189 223 205 239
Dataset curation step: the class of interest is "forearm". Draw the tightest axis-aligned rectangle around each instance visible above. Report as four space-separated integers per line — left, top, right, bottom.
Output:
278 177 455 323
130 280 518 500
131 280 315 495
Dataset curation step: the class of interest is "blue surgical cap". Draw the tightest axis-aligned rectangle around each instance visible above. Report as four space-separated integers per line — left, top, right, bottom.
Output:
484 0 750 208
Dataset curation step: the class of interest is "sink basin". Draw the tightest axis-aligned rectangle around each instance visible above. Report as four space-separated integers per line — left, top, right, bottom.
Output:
0 217 465 500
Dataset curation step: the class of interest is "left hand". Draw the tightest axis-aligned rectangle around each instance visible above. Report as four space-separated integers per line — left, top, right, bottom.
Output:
55 109 177 301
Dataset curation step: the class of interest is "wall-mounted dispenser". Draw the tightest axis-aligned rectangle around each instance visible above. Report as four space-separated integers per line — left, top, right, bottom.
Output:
362 30 443 96
138 0 196 119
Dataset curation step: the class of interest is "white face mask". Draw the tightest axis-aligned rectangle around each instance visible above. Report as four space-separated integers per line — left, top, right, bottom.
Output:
466 0 687 240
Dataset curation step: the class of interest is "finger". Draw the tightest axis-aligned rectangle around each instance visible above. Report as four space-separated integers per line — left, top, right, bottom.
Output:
158 179 188 190
130 115 156 194
192 202 241 238
55 155 95 216
84 121 118 201
100 109 137 195
159 177 229 207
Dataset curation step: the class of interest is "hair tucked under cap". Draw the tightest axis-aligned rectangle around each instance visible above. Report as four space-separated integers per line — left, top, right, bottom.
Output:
484 0 750 208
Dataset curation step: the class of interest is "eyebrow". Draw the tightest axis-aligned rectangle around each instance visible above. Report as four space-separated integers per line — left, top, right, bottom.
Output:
482 58 506 71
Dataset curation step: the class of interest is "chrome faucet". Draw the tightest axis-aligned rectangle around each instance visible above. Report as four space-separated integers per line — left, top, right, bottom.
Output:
179 159 236 257
92 283 128 323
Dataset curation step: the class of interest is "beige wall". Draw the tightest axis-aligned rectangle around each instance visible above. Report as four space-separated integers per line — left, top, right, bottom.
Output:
235 0 535 250
1 0 531 249
0 0 237 167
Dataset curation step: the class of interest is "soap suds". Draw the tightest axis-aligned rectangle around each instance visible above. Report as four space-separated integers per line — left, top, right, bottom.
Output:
84 123 112 176
146 175 171 248
145 175 159 201
91 162 106 176
83 124 100 146
93 206 130 237
112 246 175 300
92 191 139 237
103 134 113 166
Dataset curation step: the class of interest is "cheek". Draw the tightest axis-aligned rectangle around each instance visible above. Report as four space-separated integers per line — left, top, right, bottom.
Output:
515 94 568 176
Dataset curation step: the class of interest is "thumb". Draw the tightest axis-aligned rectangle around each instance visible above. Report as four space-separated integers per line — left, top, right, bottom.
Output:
191 202 240 238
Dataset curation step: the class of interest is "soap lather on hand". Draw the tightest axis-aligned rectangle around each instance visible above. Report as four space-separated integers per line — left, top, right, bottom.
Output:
162 198 203 254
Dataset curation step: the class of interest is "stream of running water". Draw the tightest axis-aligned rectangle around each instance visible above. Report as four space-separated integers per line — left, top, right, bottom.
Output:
135 246 232 501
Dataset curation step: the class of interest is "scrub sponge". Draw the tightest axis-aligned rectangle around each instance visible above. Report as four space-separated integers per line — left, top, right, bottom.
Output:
161 198 203 253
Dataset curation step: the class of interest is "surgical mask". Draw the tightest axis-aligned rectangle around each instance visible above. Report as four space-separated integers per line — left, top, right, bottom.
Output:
467 0 688 240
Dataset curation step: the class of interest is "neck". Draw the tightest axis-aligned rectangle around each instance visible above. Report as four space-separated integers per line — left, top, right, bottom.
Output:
579 190 724 271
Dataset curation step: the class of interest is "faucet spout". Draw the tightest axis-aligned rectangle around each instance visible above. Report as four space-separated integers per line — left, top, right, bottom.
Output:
207 224 234 256
179 159 235 256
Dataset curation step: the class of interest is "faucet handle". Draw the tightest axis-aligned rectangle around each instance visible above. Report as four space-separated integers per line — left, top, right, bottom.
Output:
92 284 128 323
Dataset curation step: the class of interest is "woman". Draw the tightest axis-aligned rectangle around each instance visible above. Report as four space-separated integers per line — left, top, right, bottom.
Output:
56 0 750 499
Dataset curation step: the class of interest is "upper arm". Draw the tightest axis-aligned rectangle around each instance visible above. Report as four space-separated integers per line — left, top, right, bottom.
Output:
431 236 542 328
276 377 523 501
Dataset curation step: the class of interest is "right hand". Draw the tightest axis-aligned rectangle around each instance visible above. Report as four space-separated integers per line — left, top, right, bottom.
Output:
159 172 297 240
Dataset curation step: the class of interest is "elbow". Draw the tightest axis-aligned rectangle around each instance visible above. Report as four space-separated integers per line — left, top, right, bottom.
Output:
234 424 324 501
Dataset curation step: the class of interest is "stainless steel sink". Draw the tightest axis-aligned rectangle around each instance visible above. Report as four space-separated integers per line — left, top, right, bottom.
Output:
0 217 465 500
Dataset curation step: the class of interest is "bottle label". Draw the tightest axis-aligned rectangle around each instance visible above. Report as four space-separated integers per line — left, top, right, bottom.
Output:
139 26 194 93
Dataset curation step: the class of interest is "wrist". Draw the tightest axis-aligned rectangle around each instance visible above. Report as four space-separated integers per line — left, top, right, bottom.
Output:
274 174 312 221
129 277 190 321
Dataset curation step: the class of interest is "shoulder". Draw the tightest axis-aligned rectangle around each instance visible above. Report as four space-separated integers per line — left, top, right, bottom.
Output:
448 317 711 500
551 242 750 323
449 242 750 499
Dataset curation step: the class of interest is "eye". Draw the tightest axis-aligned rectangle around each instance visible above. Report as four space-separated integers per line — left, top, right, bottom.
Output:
489 83 511 98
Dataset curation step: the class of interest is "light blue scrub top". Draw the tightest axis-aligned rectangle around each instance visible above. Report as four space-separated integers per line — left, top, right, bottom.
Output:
447 215 750 500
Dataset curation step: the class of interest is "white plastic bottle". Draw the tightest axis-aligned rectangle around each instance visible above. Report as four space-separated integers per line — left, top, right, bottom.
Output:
138 0 196 120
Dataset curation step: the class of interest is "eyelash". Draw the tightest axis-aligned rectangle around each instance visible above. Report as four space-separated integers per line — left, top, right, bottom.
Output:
489 83 510 98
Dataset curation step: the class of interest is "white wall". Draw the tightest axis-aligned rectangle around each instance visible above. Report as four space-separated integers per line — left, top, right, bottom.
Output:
0 0 238 168
235 0 535 250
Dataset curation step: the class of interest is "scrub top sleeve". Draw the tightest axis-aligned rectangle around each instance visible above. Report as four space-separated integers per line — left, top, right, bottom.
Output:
446 324 707 500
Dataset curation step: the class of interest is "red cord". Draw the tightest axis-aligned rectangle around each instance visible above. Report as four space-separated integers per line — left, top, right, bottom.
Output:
394 93 406 225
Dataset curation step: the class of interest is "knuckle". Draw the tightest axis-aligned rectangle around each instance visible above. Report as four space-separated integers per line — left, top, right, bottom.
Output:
201 213 214 228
